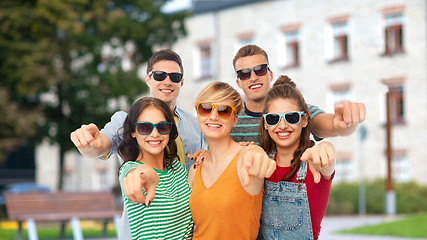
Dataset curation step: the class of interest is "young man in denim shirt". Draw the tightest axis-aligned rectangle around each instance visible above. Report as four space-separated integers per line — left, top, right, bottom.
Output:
70 49 205 240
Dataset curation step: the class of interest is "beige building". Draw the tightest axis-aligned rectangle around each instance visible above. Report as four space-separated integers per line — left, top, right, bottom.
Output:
172 0 427 184
40 0 426 192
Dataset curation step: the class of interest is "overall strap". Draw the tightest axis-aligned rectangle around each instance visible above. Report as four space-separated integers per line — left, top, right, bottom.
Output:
270 150 308 182
296 161 308 182
268 150 276 159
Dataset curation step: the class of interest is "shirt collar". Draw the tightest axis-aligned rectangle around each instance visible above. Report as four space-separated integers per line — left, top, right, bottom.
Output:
244 102 263 117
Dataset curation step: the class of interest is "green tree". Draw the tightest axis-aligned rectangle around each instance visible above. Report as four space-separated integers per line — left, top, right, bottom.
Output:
0 0 189 189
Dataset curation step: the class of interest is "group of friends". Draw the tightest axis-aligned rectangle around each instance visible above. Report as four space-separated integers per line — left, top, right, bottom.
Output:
70 44 366 240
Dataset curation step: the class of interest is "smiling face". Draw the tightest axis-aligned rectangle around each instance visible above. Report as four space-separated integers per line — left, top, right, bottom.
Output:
132 106 170 158
196 99 238 140
264 98 308 153
235 54 273 108
145 60 183 109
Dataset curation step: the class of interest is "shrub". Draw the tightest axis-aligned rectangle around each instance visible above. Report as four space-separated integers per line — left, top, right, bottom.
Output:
326 179 427 215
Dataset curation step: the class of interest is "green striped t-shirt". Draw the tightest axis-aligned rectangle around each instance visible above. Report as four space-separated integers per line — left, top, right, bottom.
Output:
230 104 324 144
119 159 193 240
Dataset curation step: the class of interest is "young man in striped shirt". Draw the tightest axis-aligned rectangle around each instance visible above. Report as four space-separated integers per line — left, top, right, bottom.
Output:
231 44 366 144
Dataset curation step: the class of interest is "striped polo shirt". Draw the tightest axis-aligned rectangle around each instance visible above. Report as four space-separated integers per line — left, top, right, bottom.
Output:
119 159 193 240
230 104 324 144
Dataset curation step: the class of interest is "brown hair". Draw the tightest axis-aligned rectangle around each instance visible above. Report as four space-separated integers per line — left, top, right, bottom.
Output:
232 44 269 69
146 49 184 75
258 75 314 181
117 97 179 171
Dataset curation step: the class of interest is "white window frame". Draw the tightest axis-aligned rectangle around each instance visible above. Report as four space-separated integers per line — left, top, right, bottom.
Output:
332 21 349 60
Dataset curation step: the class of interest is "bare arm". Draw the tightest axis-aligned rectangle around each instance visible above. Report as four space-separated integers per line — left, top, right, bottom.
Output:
311 101 366 138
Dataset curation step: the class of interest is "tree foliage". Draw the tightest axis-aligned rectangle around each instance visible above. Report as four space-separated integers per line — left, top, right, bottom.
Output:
0 0 189 188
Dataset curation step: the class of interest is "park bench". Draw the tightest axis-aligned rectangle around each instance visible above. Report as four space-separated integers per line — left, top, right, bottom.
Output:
5 191 122 240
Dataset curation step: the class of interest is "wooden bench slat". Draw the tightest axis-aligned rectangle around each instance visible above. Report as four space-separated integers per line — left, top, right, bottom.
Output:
5 191 121 240
12 211 122 221
5 191 121 221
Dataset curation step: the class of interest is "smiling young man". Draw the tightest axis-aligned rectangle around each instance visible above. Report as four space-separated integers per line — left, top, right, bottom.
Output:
231 44 366 144
70 49 205 240
71 49 204 168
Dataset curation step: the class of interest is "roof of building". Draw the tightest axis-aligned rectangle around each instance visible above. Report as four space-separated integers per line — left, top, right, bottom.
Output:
192 0 264 13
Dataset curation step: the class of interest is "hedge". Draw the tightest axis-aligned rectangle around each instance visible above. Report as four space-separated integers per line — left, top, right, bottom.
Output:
326 179 427 215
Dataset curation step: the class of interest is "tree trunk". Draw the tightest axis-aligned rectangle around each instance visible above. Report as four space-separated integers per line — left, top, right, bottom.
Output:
58 145 65 190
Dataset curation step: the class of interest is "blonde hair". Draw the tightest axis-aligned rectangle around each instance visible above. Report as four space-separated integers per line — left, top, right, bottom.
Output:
196 81 243 114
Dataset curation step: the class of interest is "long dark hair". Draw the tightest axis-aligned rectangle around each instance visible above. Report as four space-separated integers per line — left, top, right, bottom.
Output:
117 97 179 171
258 75 314 181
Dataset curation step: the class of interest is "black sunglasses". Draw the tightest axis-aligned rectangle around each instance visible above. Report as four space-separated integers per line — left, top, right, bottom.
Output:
236 64 269 80
135 121 173 135
148 71 183 83
263 111 305 126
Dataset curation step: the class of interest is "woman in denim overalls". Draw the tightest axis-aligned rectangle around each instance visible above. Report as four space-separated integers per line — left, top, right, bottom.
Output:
257 75 336 240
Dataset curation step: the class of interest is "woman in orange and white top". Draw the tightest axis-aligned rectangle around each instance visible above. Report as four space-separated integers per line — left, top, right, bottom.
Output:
188 81 276 240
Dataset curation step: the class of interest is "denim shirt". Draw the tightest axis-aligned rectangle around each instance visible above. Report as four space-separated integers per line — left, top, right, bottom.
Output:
100 107 205 240
174 107 207 169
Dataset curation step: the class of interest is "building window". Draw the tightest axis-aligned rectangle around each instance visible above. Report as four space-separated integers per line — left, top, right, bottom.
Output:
93 168 109 191
392 150 408 182
328 83 351 112
236 32 254 48
200 45 213 79
335 152 353 182
194 39 214 81
278 24 300 68
240 38 253 46
332 22 349 61
334 89 350 104
384 13 404 55
63 168 76 191
388 85 405 124
284 30 300 67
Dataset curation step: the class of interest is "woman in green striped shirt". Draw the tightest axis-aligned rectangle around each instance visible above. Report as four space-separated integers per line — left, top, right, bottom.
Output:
117 97 193 240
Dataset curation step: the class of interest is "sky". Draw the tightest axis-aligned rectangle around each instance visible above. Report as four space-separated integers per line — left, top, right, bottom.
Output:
162 0 192 13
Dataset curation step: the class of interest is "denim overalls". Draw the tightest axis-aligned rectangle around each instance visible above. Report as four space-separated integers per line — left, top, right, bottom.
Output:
258 161 313 240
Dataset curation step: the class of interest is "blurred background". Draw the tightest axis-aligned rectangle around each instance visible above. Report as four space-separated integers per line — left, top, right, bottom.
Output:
1 0 426 225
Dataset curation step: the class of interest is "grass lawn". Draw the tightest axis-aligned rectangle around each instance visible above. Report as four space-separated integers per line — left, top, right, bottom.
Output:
0 221 116 240
338 212 427 238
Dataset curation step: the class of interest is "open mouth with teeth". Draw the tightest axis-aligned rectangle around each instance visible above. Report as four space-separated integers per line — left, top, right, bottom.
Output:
276 131 291 138
147 140 163 146
160 88 173 93
249 83 262 90
206 123 222 128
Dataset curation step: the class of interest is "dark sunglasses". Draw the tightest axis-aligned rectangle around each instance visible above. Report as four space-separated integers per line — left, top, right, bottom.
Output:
263 111 305 126
236 64 269 80
135 121 173 135
196 102 236 119
148 71 183 83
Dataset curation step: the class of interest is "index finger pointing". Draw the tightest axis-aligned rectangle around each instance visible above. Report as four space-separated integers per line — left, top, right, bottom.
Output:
358 103 366 123
300 149 312 162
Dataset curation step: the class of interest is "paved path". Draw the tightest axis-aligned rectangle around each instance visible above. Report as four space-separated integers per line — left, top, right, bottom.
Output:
320 215 427 240
40 215 427 240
